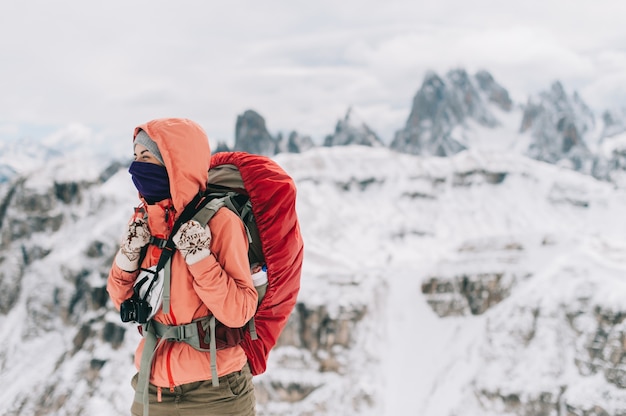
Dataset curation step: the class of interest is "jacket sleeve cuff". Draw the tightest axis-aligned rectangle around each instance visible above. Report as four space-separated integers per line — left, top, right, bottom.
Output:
187 252 218 275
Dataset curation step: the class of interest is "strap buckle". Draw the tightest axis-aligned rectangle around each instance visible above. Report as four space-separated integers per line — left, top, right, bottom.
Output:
174 325 189 342
149 236 168 249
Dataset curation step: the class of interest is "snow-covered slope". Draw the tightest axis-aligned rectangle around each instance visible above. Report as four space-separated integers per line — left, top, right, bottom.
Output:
2 143 626 415
272 146 626 414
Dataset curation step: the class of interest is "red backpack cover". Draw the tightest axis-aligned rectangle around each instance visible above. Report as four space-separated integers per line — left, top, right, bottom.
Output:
209 152 304 375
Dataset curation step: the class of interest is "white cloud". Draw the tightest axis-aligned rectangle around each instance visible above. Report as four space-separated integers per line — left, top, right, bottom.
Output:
0 0 625 147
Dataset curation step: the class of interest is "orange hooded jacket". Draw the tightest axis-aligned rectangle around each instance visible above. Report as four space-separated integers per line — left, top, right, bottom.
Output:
107 118 258 388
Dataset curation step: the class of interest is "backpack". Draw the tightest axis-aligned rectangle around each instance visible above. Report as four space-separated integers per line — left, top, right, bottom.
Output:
206 151 304 375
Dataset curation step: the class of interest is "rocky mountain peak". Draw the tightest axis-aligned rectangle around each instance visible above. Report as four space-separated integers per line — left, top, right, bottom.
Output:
549 80 567 101
226 109 315 155
446 68 500 127
323 107 384 147
520 81 595 172
389 68 508 157
600 108 626 140
474 70 513 111
282 131 316 154
206 67 623 186
234 109 277 156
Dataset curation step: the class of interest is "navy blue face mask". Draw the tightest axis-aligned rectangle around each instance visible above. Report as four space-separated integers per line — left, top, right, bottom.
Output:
128 161 171 204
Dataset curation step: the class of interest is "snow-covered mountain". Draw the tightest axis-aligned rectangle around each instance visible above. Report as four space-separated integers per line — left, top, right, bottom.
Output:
4 69 622 188
390 68 508 157
2 67 626 415
0 124 123 185
214 69 626 191
520 81 597 173
2 136 626 415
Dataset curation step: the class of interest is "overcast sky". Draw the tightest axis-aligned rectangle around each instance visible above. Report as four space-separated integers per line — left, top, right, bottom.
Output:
1 0 625 153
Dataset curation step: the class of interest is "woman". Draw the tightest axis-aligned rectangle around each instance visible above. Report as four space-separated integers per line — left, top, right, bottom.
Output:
107 118 258 416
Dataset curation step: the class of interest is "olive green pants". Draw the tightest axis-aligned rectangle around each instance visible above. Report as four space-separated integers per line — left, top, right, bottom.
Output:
130 364 256 416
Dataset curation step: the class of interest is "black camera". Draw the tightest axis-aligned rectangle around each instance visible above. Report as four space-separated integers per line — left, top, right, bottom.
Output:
120 296 152 323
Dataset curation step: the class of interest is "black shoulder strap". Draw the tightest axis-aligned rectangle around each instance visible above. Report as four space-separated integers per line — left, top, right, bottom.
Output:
149 192 215 315
156 192 212 270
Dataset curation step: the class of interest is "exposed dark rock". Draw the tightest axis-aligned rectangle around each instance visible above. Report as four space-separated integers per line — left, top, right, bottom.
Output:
54 181 81 204
234 109 277 156
447 68 500 127
324 108 384 147
276 302 366 372
520 81 595 172
102 322 126 349
600 108 626 140
391 68 507 157
213 141 231 154
422 272 519 317
475 69 513 112
283 131 316 153
73 323 92 351
85 240 105 258
0 255 23 314
98 160 126 183
391 71 466 156
452 169 508 186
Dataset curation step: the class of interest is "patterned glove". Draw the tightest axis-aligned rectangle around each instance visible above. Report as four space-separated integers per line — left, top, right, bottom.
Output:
172 220 212 265
114 217 151 272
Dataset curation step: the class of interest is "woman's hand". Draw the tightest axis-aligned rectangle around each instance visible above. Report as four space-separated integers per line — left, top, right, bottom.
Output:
172 220 212 264
114 217 151 272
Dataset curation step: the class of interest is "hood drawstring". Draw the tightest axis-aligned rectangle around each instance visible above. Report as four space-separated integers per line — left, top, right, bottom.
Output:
165 206 176 233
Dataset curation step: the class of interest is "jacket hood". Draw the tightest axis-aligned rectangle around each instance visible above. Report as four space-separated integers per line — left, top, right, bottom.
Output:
133 118 210 217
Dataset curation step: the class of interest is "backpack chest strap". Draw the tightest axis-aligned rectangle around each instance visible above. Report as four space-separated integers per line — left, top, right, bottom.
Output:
134 316 219 415
148 236 168 249
148 317 218 387
149 317 214 352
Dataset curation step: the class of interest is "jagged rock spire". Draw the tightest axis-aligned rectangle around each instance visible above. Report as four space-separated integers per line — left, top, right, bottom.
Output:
284 131 316 153
234 109 277 156
520 81 595 172
600 108 626 140
323 107 384 147
390 69 508 156
233 109 315 155
475 70 513 111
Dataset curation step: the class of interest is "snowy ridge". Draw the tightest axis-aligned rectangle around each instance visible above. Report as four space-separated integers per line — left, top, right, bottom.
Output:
1 145 626 415
270 146 626 414
0 123 127 184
